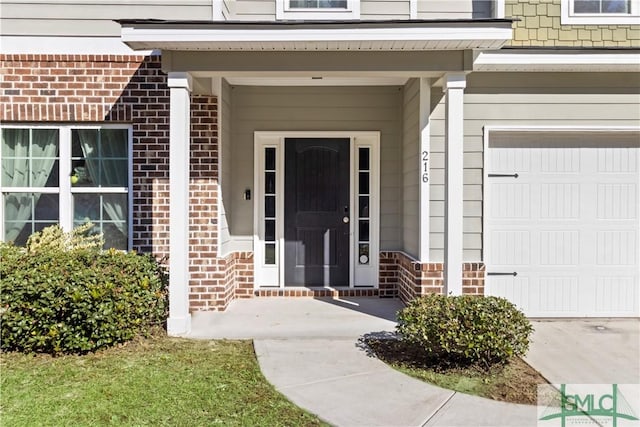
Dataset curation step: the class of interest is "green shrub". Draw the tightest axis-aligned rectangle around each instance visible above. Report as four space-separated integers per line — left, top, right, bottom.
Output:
0 228 168 355
396 294 533 367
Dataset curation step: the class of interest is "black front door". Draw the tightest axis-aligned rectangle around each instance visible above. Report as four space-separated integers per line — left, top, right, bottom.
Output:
284 138 350 286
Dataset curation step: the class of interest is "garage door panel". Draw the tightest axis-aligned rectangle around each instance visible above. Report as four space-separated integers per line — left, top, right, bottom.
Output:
539 230 580 266
489 276 530 313
537 276 579 314
596 183 637 219
596 230 637 265
540 183 580 219
598 147 638 173
489 183 530 219
540 147 581 174
489 148 531 173
490 230 530 265
486 131 640 318
595 277 638 314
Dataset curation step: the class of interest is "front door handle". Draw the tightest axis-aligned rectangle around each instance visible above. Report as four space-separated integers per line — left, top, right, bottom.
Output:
343 216 349 224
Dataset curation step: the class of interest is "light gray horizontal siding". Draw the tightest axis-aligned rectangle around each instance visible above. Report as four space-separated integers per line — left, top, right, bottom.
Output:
1 0 213 36
428 72 640 263
361 0 410 19
402 78 420 258
225 0 275 21
228 85 403 252
417 0 473 19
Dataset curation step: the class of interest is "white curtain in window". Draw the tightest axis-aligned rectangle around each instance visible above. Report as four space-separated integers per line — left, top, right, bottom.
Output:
2 128 57 241
77 129 127 237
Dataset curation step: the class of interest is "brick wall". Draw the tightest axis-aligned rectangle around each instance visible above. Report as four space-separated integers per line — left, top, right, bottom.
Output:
188 96 225 310
0 54 171 258
0 54 247 312
506 0 640 47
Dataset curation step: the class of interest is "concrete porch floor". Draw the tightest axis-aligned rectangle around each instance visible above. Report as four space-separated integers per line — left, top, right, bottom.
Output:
188 296 404 340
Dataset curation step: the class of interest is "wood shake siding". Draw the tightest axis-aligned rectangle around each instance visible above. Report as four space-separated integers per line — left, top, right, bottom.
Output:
506 0 640 47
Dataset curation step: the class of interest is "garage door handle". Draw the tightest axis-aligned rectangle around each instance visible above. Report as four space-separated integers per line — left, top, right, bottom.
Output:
487 272 518 277
488 173 519 178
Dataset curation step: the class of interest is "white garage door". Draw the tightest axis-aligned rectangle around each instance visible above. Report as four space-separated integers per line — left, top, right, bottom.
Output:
485 131 639 317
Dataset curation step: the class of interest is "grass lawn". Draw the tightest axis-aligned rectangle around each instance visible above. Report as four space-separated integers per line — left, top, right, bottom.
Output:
366 338 548 405
0 335 326 427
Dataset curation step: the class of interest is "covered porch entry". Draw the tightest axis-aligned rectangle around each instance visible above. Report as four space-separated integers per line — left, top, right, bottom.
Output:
118 19 513 335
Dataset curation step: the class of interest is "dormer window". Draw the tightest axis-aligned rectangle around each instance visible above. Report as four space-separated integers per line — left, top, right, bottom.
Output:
562 0 638 24
276 0 359 20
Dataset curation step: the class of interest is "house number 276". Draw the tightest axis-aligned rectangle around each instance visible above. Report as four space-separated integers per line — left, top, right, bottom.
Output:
422 151 429 183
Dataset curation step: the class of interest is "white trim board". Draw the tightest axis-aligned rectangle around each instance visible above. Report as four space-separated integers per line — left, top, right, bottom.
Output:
474 50 640 72
253 131 380 289
0 36 155 55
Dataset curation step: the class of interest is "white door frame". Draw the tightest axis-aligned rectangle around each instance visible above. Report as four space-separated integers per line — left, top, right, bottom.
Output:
253 131 380 288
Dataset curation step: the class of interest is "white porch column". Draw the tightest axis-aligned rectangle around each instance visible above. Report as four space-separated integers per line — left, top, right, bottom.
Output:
418 77 431 263
167 72 192 336
444 73 466 295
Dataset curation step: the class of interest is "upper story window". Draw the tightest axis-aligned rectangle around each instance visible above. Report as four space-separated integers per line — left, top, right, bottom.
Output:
276 0 359 20
562 0 639 24
1 125 131 249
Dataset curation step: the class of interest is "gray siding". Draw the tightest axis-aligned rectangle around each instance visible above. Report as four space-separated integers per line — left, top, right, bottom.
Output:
224 0 275 21
428 72 640 262
402 78 420 258
361 0 410 19
219 79 233 256
228 85 403 252
0 0 214 36
417 0 472 19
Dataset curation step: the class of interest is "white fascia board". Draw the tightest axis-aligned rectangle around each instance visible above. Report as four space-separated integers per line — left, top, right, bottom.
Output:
0 36 154 55
121 26 513 50
475 50 640 72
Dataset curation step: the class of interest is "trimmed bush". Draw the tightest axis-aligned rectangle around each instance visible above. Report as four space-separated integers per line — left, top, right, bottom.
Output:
0 227 167 355
396 294 532 367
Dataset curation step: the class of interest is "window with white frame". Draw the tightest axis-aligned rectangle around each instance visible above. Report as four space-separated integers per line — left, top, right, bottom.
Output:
562 0 638 24
1 125 131 249
276 0 359 20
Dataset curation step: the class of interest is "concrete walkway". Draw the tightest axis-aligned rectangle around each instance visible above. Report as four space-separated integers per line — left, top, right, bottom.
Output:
188 297 538 427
